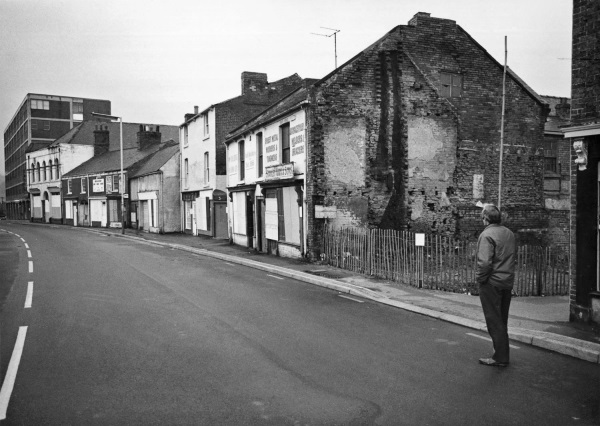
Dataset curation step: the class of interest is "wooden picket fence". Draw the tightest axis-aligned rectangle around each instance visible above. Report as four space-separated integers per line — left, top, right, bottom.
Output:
321 227 570 296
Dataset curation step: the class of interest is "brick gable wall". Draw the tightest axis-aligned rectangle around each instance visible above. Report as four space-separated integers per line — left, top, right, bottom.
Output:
306 15 549 259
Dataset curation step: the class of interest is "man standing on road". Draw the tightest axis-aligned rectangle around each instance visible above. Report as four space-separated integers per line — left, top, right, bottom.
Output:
476 204 516 367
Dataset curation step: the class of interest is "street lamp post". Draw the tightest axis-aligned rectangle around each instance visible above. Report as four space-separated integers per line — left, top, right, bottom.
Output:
92 112 125 234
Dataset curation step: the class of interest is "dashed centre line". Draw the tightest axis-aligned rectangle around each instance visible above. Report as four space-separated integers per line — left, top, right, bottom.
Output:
28 261 33 273
25 282 33 308
27 250 32 258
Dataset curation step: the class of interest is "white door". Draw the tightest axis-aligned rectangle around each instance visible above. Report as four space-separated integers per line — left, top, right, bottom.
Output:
90 200 107 227
73 205 78 227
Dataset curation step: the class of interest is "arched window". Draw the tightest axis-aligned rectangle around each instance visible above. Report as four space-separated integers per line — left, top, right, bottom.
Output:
54 159 59 179
42 161 47 181
36 162 40 182
31 163 35 182
48 160 53 180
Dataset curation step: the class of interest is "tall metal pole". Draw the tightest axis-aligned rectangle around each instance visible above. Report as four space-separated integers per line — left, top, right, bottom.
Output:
119 117 124 234
498 36 507 209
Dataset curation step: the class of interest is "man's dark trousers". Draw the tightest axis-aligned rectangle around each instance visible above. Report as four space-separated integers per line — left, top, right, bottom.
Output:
479 283 512 363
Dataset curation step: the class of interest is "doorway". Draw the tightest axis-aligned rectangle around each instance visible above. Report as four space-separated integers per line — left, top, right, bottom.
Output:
214 202 228 239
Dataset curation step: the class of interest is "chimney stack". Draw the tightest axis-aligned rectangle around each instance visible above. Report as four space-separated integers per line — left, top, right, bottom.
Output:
93 124 110 156
184 105 200 123
137 124 162 150
241 71 268 95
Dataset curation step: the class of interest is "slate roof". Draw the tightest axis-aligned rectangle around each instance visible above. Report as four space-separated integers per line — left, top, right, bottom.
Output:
63 145 161 178
226 79 318 141
130 142 179 178
182 73 304 127
45 120 179 152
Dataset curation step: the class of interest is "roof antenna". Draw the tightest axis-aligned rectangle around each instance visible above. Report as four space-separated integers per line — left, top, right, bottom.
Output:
311 27 340 69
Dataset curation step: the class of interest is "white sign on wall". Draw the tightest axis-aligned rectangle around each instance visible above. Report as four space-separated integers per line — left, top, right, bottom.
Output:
93 178 104 193
473 174 484 199
415 233 425 247
315 205 336 219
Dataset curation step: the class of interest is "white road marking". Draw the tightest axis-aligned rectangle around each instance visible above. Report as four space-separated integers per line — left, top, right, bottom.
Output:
28 261 33 273
466 332 520 349
338 294 365 303
25 282 33 308
19 238 25 242
266 274 284 280
27 250 31 258
24 243 29 249
13 234 20 238
0 326 28 420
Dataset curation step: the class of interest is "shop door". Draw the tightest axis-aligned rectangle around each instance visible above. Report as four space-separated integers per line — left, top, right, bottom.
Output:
214 203 228 239
143 201 150 231
257 199 267 253
90 200 107 227
79 202 88 226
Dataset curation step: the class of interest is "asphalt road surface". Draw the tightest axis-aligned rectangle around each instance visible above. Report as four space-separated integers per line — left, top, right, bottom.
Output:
1 223 598 425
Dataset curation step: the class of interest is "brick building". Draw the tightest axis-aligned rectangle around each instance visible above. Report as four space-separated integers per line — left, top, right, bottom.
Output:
3 94 111 219
61 123 179 229
305 12 550 259
562 0 600 324
541 96 571 250
223 13 550 261
180 72 303 238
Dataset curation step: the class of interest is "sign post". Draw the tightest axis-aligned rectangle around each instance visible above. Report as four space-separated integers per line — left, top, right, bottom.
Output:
415 233 425 288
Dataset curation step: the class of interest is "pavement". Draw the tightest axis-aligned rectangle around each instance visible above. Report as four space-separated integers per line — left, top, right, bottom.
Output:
7 220 600 364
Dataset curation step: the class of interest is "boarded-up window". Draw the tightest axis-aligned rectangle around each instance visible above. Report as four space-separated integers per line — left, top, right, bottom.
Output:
108 199 119 222
233 191 246 234
440 73 462 98
282 186 300 245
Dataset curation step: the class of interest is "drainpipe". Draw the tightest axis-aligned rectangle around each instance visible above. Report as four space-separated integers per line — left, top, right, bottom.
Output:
160 171 164 233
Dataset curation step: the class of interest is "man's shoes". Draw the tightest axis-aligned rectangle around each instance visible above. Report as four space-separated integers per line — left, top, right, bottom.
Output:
479 358 509 367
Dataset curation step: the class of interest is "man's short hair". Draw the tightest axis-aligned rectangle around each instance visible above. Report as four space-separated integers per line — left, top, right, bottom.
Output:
481 204 501 224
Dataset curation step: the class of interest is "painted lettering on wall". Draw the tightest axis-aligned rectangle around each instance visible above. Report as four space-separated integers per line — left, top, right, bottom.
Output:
291 134 304 147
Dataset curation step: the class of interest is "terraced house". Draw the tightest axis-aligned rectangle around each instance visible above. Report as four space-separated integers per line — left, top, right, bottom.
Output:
61 123 179 229
226 12 551 260
180 72 303 238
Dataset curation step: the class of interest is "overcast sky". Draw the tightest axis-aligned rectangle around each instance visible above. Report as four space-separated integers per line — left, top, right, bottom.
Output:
0 0 572 196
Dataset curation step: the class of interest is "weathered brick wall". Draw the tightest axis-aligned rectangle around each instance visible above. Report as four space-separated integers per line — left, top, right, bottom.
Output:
306 14 549 259
571 0 600 125
405 15 548 240
306 31 406 258
569 0 600 321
